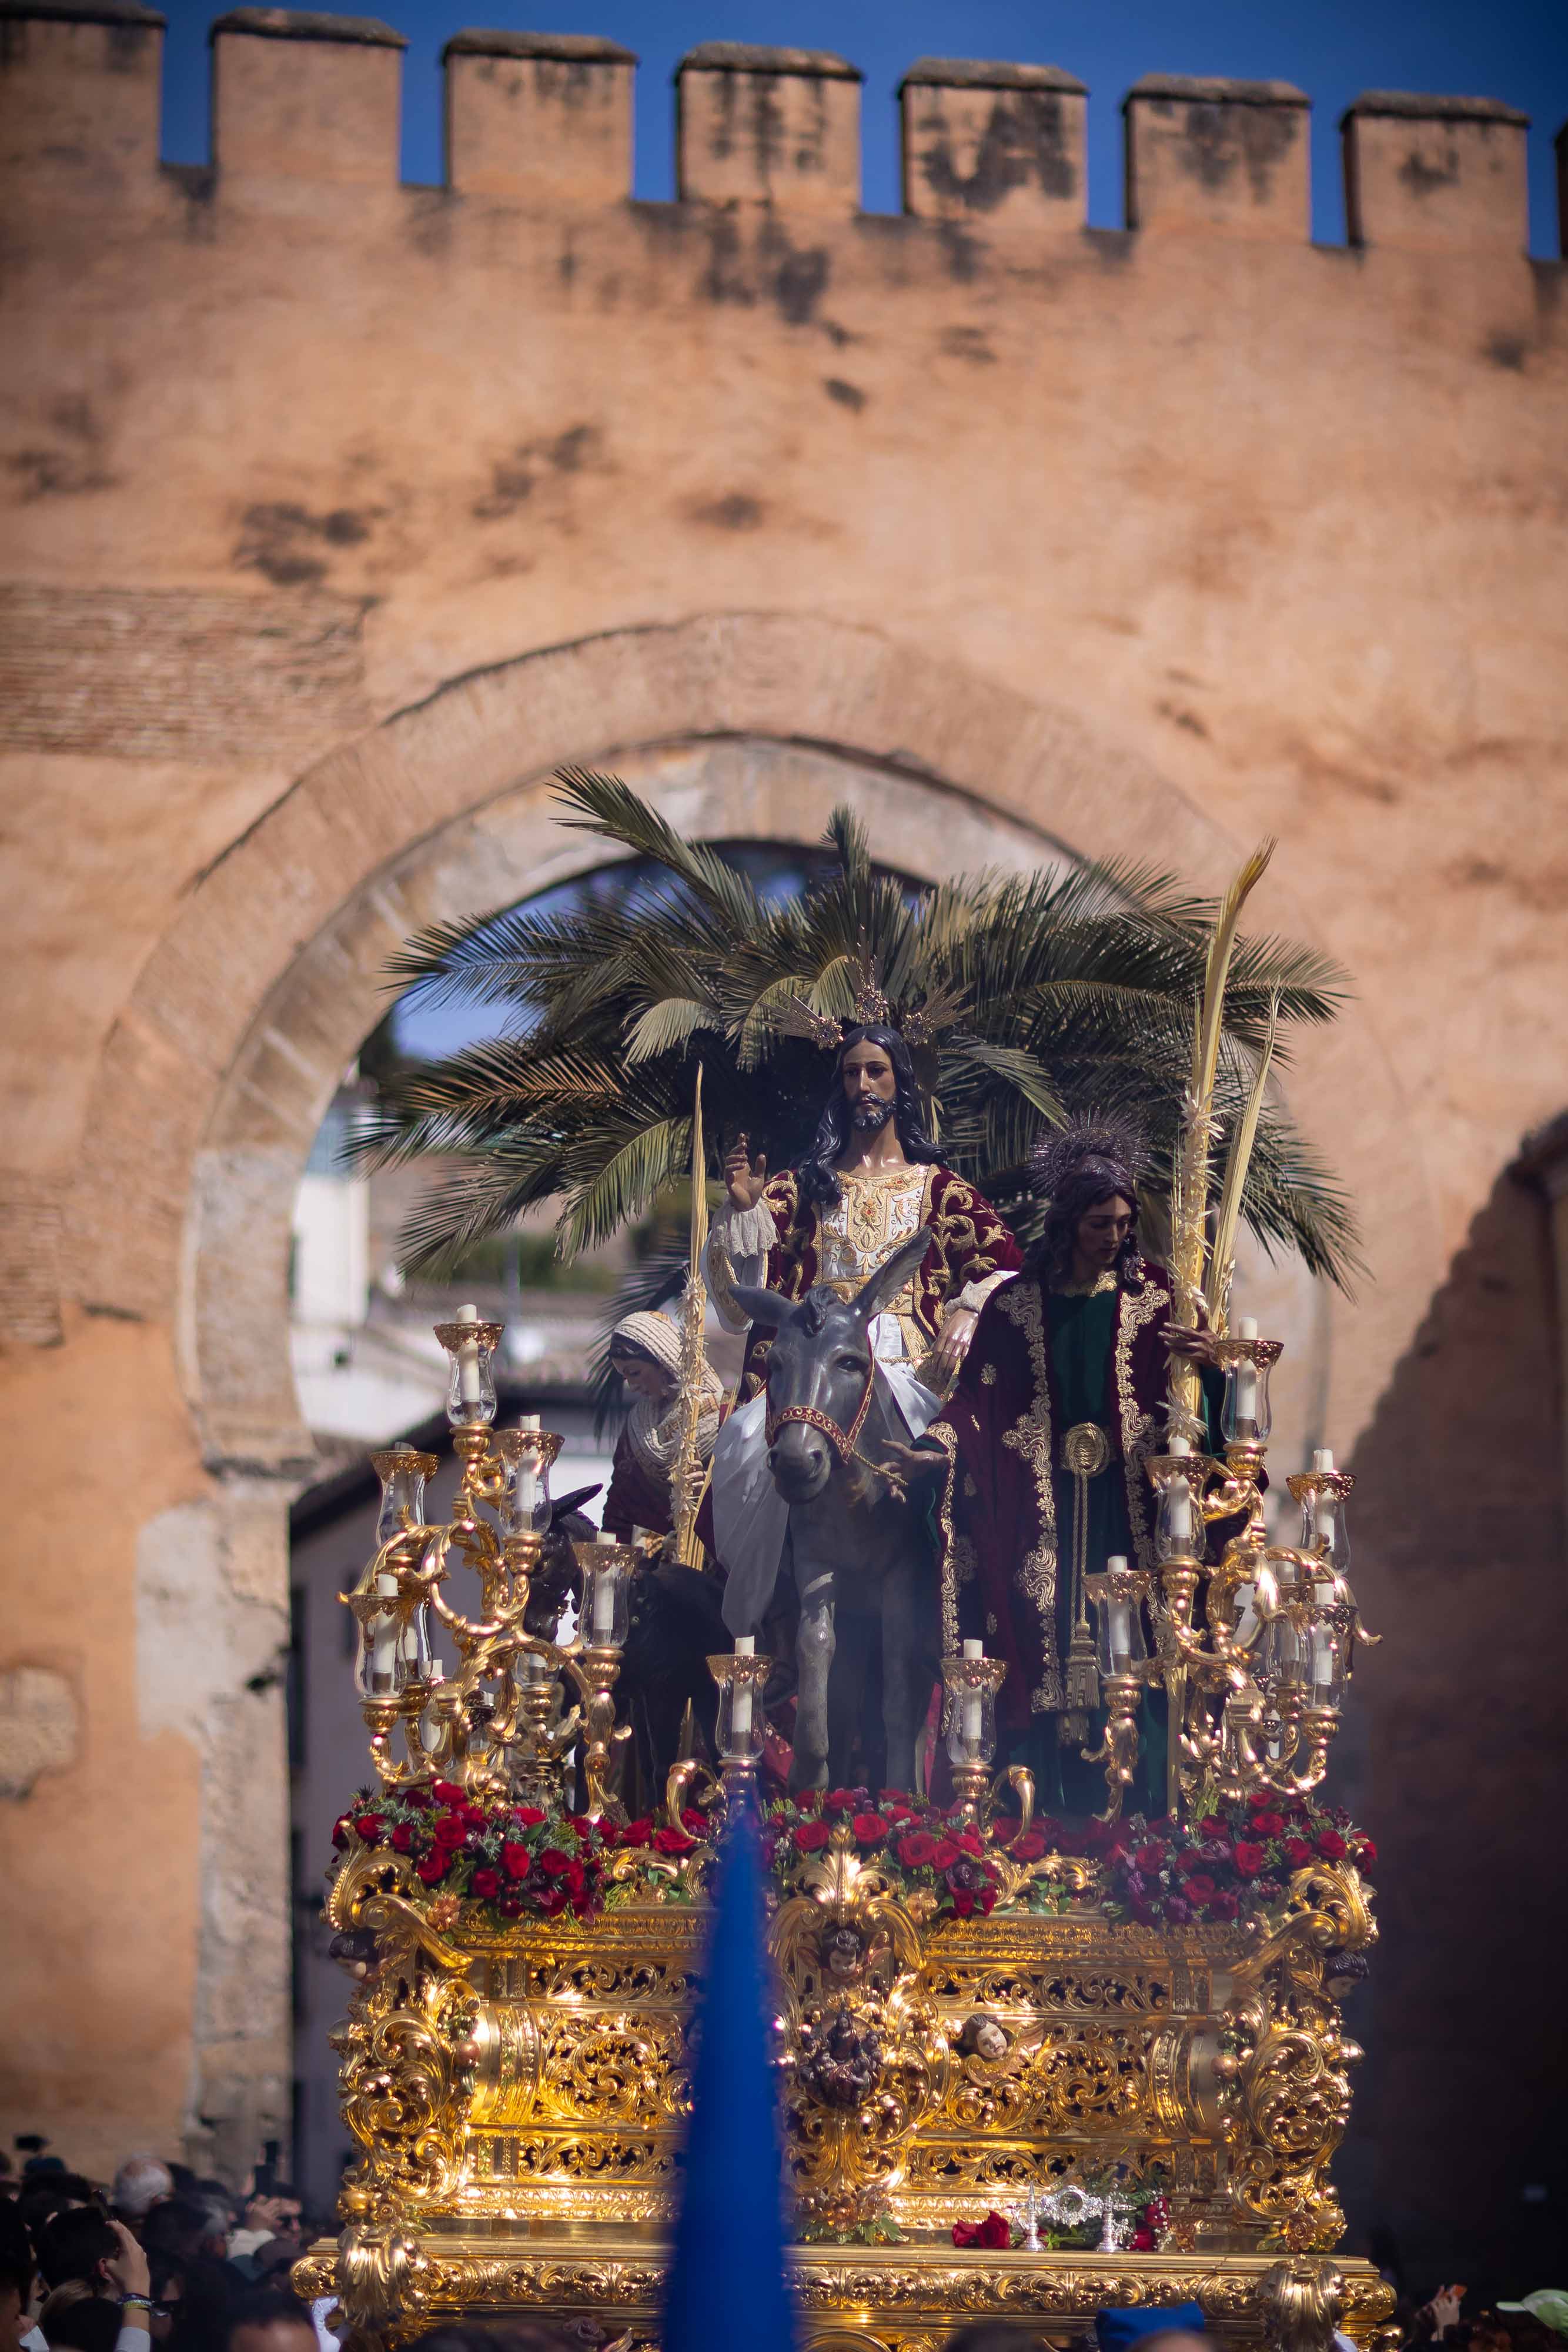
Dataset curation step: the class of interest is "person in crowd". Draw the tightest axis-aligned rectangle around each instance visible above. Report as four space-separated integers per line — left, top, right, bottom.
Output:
138 2208 227 2283
38 2284 120 2352
0 2203 34 2352
108 2172 170 2240
16 2190 100 2259
225 2293 317 2352
226 2200 300 2284
34 2214 122 2300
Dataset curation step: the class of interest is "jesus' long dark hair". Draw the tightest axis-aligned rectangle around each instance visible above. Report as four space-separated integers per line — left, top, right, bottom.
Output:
1023 1120 1148 1291
796 1024 942 1210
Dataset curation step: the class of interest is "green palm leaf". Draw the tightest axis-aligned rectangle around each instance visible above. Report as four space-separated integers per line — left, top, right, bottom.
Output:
362 773 1361 1291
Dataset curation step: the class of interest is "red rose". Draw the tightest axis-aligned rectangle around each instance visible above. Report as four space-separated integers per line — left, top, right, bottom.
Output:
498 1893 523 1919
1232 1841 1267 1876
354 1813 383 1844
470 1867 500 1899
1175 1849 1208 1879
1183 1872 1218 1904
433 1810 467 1847
852 1813 888 1846
1352 1836 1377 1868
462 1803 487 1830
928 1839 959 1871
403 1787 432 1809
823 1787 860 1815
951 1887 975 1918
654 1826 695 1856
897 1832 939 1868
1134 1840 1166 1873
1282 1837 1313 1867
794 1820 831 1853
539 1847 579 1875
501 1840 532 1880
416 1852 449 1885
952 1829 985 1859
390 1823 414 1853
681 1808 708 1837
332 1816 352 1849
619 1819 653 1849
1209 1890 1239 1920
977 1882 998 1916
1131 2226 1155 2253
1009 1830 1046 1862
432 1780 464 1806
1251 1810 1287 1838
952 2210 1012 2250
1315 1830 1348 1861
512 1805 546 1829
563 1857 587 1896
1199 1813 1226 1838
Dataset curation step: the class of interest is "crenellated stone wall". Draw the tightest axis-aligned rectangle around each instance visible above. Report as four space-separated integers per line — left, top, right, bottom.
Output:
1 2 1565 2282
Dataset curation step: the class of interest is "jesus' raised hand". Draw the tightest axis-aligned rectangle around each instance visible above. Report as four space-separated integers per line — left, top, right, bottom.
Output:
724 1132 769 1211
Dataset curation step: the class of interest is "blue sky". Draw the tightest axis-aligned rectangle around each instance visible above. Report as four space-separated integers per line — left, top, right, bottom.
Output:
158 0 1567 250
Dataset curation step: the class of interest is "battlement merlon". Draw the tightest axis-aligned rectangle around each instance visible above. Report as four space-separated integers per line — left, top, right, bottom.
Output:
675 43 862 214
0 4 1559 259
1342 92 1530 255
1124 76 1310 242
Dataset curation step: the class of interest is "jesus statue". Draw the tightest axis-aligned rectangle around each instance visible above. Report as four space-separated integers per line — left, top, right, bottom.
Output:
701 1023 1021 1636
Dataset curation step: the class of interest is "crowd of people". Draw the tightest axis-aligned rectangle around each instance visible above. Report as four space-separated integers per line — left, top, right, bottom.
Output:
0 2150 320 2352
1 2145 1559 2352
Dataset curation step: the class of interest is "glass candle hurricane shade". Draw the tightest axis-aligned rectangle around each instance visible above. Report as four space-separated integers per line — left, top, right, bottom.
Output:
1221 1317 1274 1444
1091 1555 1149 1678
437 1304 499 1428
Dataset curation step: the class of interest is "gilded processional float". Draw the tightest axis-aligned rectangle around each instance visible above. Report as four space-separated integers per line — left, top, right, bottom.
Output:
299 821 1392 2352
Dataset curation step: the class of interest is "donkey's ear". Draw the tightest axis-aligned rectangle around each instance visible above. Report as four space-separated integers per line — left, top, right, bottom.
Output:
730 1282 798 1331
851 1228 931 1324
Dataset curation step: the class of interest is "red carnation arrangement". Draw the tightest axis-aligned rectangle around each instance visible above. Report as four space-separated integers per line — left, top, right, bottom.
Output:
1101 1789 1375 1928
327 1782 621 1926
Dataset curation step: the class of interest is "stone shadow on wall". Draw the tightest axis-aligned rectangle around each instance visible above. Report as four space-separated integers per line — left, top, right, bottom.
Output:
1339 1162 1567 2294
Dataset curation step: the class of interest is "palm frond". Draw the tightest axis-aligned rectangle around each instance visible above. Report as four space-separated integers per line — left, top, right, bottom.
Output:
364 779 1360 1292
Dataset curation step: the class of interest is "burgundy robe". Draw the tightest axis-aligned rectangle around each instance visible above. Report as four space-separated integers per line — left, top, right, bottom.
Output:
735 1163 1022 1398
925 1261 1179 1738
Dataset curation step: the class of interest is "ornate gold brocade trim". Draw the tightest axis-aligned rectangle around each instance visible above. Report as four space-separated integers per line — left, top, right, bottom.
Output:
998 1278 1061 1711
1115 1276 1166 1568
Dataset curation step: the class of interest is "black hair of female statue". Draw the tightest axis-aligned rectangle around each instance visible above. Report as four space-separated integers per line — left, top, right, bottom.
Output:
1023 1122 1149 1293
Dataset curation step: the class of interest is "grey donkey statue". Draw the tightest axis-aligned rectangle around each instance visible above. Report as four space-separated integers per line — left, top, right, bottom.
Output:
726 1227 941 1793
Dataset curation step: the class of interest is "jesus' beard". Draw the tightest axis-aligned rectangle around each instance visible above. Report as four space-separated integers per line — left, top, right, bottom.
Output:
851 1096 895 1132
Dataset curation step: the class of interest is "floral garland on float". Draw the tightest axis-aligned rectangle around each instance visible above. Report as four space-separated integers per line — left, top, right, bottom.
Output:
327 1776 1372 1936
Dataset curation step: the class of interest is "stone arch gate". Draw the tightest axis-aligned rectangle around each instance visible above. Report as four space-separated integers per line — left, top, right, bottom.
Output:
72 612 1422 2169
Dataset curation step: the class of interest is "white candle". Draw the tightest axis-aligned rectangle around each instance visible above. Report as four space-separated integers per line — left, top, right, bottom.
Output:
1312 1447 1337 1548
961 1638 984 1745
1310 1625 1337 1696
371 1568 399 1688
731 1635 754 1739
591 1555 616 1637
456 1302 482 1406
1166 1435 1193 1541
1233 1315 1258 1429
421 1660 444 1751
515 1412 540 1519
1105 1553 1132 1665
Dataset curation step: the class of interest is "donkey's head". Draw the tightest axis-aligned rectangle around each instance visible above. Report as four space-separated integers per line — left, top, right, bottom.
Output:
730 1228 931 1505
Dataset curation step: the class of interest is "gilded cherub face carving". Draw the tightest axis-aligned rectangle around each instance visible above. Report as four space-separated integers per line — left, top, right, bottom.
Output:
957 2011 1009 2062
